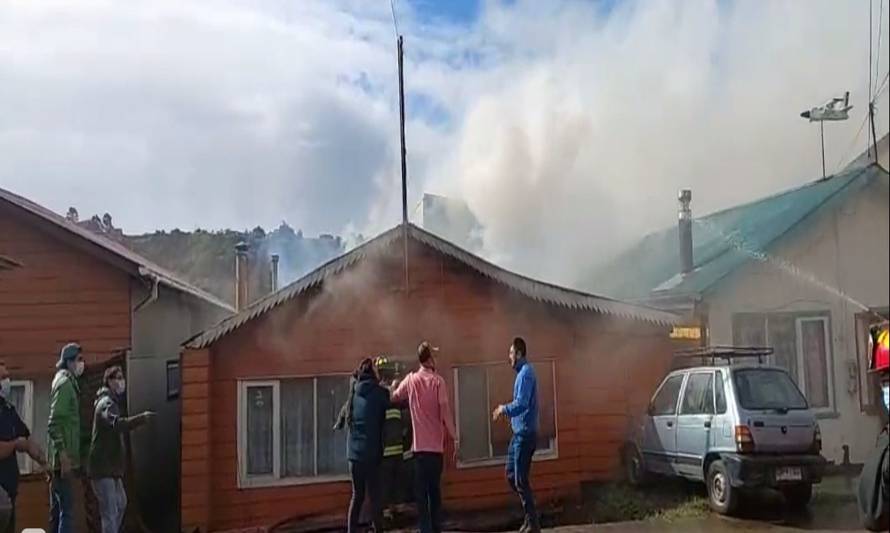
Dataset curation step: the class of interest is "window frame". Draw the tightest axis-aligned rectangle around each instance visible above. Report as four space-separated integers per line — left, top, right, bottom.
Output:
650 373 685 417
795 316 834 412
731 311 835 415
714 370 727 415
166 360 181 400
237 375 351 489
9 380 34 474
679 372 715 416
453 360 559 469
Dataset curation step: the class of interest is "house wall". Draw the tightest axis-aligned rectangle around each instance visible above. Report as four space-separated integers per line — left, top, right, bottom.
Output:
706 176 890 464
181 240 674 531
129 284 230 533
0 206 132 529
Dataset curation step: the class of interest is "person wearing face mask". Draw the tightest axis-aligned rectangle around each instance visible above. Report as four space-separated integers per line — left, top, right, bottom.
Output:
47 342 86 533
0 360 48 533
88 366 154 533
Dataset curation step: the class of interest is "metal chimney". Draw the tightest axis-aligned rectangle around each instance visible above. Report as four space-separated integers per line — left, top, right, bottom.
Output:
270 254 280 293
235 241 249 311
678 189 694 275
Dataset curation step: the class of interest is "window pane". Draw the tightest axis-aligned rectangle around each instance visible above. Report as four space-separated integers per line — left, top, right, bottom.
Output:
166 362 181 399
488 365 514 457
733 368 808 410
680 373 713 415
714 371 727 414
768 315 798 383
281 379 314 477
800 319 829 408
732 313 766 346
316 376 349 476
535 362 556 451
457 367 489 461
245 385 274 476
651 375 684 416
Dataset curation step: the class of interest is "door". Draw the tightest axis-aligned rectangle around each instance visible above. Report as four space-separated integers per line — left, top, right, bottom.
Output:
676 372 715 480
642 373 685 475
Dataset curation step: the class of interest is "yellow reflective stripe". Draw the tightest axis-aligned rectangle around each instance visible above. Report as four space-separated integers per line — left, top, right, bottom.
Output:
385 409 401 420
383 445 404 457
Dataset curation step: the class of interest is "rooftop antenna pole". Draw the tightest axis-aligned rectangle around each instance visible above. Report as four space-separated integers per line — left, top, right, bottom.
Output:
820 120 826 179
398 34 409 288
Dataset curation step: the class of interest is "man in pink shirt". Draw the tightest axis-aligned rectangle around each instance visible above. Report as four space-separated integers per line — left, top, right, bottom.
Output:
391 342 457 533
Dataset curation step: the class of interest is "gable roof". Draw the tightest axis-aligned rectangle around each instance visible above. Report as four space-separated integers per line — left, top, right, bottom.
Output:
588 163 890 302
0 186 234 312
185 223 678 349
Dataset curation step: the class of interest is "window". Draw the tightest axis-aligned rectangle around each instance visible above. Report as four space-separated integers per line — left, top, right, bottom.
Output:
7 381 33 474
732 311 833 411
680 373 714 415
166 361 180 399
733 368 808 411
714 371 727 414
650 374 684 416
238 376 350 486
454 361 557 466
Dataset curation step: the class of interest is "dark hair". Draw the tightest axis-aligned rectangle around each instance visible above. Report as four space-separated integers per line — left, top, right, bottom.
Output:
418 342 435 364
346 358 376 428
103 365 124 388
512 337 527 359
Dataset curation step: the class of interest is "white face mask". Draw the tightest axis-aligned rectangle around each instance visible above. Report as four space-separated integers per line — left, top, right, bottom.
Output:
0 379 10 399
72 360 85 377
112 379 126 396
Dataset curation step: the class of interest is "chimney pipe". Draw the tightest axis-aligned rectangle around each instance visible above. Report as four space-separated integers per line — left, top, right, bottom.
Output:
678 189 694 275
235 241 249 311
270 254 279 293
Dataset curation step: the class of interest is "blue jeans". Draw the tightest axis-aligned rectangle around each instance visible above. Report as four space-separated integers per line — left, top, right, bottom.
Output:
91 478 127 533
49 475 74 533
506 433 538 528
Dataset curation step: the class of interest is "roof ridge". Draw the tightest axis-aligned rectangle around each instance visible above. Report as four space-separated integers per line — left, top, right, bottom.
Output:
0 185 234 312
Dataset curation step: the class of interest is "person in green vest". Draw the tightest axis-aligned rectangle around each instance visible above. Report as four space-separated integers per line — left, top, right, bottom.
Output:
47 342 86 533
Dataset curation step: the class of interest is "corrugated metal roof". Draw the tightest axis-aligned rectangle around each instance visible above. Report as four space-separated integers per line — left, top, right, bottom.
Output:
588 163 889 301
0 186 234 312
185 223 679 349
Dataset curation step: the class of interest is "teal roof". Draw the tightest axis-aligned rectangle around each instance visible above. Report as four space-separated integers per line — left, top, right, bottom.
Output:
588 164 889 301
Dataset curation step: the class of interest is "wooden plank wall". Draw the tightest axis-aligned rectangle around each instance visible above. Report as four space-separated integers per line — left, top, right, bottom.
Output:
0 207 132 528
180 240 675 531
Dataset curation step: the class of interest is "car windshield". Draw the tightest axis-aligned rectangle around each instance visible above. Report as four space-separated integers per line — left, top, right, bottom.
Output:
732 368 808 411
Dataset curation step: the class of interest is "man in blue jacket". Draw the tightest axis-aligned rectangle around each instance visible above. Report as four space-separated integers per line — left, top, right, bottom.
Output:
493 337 540 533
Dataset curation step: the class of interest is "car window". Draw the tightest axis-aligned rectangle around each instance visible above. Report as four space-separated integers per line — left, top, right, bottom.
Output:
714 370 727 414
651 374 684 416
680 373 714 415
733 368 808 410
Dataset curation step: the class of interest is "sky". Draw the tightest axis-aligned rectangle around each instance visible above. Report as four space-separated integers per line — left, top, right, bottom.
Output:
1 0 888 287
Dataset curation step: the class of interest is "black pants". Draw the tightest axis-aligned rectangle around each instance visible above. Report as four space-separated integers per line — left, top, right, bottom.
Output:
348 460 383 533
414 452 443 533
380 455 403 509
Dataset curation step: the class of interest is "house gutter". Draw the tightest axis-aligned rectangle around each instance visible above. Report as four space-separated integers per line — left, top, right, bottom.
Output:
134 267 160 312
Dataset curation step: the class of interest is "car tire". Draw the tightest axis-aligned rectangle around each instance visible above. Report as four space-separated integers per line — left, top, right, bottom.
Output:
707 460 739 515
782 484 813 509
623 445 648 487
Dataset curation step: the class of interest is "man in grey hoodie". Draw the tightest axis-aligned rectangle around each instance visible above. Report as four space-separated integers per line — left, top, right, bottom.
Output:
88 366 154 533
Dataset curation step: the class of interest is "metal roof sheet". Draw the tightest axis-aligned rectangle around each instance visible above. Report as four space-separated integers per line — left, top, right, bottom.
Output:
185 223 679 349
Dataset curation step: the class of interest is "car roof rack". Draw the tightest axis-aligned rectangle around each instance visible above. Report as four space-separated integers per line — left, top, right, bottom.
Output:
673 345 774 366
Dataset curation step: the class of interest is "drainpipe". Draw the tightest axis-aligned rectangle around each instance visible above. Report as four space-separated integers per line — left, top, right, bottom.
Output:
135 267 160 312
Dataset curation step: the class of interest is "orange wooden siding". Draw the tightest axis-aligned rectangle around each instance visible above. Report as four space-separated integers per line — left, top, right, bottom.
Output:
181 241 674 532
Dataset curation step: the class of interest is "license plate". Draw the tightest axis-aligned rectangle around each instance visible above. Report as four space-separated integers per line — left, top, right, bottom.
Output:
775 467 803 481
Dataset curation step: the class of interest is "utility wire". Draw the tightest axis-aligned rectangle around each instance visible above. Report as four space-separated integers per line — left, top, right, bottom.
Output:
875 0 885 95
834 113 870 172
389 0 400 38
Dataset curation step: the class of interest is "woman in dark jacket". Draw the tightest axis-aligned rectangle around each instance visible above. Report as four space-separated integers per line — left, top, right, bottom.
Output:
336 358 390 532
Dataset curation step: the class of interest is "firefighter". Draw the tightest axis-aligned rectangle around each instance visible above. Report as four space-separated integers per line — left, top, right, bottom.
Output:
377 358 409 522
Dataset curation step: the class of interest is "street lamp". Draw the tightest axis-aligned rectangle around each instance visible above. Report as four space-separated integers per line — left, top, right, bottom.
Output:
801 91 852 178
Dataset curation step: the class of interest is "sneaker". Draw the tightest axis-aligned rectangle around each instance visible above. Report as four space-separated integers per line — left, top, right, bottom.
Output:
518 519 530 533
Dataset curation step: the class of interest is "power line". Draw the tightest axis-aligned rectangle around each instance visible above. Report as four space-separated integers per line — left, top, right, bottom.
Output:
876 0 885 95
389 0 400 38
834 113 870 172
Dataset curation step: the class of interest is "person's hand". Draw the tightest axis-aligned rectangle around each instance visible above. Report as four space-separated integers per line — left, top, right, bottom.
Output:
14 437 28 452
491 405 505 422
59 452 72 479
452 440 460 464
142 410 157 421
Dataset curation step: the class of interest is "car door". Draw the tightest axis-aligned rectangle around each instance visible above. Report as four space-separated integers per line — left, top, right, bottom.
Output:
642 373 685 475
675 372 715 480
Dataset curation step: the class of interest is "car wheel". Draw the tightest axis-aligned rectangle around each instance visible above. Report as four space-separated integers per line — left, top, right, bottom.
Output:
782 484 813 509
707 460 739 515
623 445 648 487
